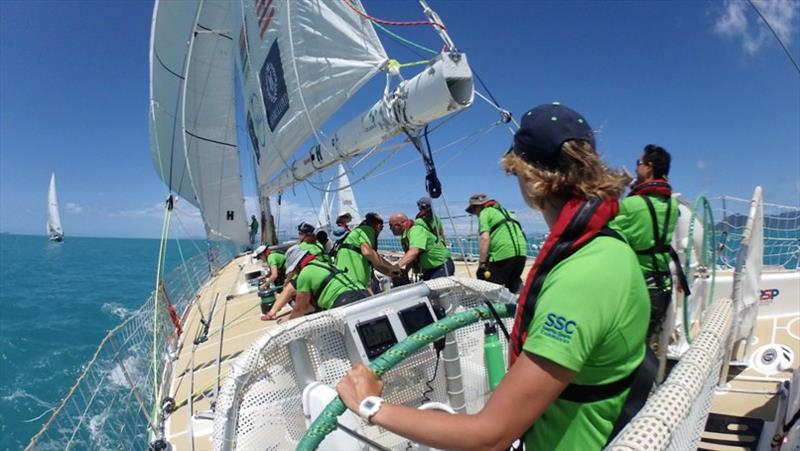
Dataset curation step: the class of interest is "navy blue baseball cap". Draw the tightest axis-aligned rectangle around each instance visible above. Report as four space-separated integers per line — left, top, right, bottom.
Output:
508 102 595 169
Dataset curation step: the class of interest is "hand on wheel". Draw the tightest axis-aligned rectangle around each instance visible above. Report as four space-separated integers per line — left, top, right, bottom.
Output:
336 364 384 413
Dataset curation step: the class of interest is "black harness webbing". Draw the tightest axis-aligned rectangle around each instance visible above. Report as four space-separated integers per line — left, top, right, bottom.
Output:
305 262 356 308
636 196 691 296
487 205 527 257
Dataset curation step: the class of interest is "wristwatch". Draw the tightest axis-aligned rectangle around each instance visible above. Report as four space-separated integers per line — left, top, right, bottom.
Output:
358 396 384 424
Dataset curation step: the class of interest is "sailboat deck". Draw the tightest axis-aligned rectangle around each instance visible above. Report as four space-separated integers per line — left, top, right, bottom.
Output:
164 254 798 450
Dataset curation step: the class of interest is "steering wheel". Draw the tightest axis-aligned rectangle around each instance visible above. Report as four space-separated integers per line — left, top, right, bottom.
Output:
296 303 514 451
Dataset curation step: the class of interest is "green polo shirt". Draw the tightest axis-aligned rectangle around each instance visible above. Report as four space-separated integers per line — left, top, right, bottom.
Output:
523 236 649 450
334 225 377 287
416 215 444 240
609 195 679 289
299 241 330 263
403 223 451 271
292 261 365 310
478 205 527 261
266 252 285 270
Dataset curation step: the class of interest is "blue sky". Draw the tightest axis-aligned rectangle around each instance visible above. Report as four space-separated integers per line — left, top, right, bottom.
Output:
1 0 798 239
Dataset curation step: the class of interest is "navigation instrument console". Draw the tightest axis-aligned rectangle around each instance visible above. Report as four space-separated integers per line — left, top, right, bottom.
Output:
340 284 437 365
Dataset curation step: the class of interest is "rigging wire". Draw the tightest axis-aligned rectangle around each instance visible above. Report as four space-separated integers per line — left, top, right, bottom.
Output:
746 0 800 74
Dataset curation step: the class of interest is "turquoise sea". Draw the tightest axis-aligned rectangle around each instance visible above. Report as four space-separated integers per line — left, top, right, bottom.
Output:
0 234 204 450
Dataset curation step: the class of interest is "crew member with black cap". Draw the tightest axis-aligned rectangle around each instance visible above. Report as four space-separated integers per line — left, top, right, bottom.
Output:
416 197 445 242
333 212 401 290
337 103 651 450
262 244 369 320
610 144 685 349
465 193 527 292
297 222 330 262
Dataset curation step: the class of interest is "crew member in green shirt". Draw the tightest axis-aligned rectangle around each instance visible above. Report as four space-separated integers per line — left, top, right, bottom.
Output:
389 212 454 280
465 193 528 292
337 103 651 450
334 212 401 291
297 222 329 263
609 144 681 345
416 197 445 243
262 244 369 320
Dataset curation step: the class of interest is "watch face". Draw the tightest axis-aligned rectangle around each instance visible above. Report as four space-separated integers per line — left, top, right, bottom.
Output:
363 400 376 409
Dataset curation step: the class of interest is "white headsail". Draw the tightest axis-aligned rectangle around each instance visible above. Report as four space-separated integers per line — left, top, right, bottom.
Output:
150 0 249 245
47 173 63 241
336 164 361 224
233 0 389 192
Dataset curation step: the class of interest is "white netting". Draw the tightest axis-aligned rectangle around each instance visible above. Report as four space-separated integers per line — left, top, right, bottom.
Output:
26 245 237 450
606 298 734 451
213 277 514 450
713 195 798 270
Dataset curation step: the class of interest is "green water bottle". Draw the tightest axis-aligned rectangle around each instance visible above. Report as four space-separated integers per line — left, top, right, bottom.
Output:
484 322 506 390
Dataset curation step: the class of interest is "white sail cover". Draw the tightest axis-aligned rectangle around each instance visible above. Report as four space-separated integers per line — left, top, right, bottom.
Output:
233 0 388 192
336 164 361 223
150 0 249 245
47 173 63 239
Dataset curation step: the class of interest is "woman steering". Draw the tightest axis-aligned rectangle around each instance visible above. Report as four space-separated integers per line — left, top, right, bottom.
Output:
337 103 650 450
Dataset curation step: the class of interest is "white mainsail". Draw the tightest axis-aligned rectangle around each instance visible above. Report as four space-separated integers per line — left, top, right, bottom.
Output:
336 164 361 224
150 0 250 245
234 1 389 193
47 173 63 241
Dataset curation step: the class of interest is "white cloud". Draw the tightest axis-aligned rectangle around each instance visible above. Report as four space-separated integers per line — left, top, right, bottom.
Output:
64 202 83 214
696 160 707 170
714 0 798 56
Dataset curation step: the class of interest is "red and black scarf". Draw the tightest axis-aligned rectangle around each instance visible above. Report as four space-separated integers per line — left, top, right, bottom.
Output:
509 197 620 364
629 179 671 198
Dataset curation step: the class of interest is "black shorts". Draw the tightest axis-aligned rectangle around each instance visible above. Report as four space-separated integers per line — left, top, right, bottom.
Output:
482 256 526 293
647 287 672 338
331 289 371 309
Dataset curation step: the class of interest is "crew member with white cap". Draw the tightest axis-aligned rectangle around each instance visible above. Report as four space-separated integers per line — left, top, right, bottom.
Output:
262 244 369 320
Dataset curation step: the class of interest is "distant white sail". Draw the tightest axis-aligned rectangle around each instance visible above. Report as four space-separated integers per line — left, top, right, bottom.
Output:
336 164 361 224
150 0 249 245
317 187 332 229
233 0 388 192
47 173 63 241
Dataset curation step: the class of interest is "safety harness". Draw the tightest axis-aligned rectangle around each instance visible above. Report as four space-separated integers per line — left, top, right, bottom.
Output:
630 181 691 297
482 201 527 258
509 197 657 445
299 260 360 310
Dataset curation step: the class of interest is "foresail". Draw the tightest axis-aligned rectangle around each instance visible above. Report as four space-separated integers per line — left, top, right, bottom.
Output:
47 173 63 237
234 0 388 191
336 164 361 223
149 0 200 207
183 0 249 244
150 0 249 245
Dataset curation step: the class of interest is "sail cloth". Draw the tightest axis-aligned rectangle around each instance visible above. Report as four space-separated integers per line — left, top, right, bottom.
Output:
47 173 63 239
336 164 361 224
234 0 388 193
150 0 250 245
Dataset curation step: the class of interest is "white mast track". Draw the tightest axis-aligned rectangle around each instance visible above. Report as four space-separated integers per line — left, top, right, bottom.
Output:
262 52 474 196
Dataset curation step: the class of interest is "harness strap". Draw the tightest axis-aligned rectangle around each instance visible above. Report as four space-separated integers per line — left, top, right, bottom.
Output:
487 205 527 257
637 196 691 295
306 261 355 307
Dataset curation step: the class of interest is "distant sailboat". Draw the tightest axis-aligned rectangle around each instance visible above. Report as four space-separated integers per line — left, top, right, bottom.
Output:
47 173 64 242
316 164 362 230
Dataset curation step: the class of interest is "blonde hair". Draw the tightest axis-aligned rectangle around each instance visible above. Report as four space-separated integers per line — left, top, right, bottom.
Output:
502 140 631 209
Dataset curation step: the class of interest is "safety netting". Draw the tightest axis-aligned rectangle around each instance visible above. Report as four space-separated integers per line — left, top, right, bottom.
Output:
26 245 237 451
213 277 516 450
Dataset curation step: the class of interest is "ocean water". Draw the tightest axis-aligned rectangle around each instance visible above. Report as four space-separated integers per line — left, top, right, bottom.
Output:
0 234 204 450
